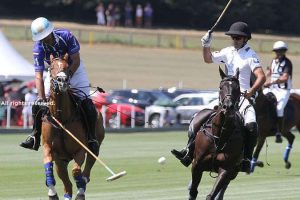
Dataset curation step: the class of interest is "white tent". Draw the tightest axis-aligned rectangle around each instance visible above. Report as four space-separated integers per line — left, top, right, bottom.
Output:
0 31 35 81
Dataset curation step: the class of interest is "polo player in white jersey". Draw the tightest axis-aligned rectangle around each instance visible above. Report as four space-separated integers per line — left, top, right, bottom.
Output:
172 22 266 173
264 41 293 143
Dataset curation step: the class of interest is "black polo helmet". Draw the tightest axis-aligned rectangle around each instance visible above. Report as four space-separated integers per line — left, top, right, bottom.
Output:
225 22 251 39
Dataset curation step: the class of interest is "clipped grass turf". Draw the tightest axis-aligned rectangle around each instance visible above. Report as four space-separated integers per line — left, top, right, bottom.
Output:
0 132 299 200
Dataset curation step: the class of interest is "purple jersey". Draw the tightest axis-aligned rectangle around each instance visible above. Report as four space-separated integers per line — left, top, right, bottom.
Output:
33 29 80 72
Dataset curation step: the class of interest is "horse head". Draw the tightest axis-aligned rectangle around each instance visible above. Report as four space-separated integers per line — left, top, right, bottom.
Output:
49 54 70 94
218 66 240 118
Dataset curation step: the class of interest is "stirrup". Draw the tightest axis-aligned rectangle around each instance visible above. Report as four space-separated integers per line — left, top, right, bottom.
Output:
20 135 40 151
171 148 188 159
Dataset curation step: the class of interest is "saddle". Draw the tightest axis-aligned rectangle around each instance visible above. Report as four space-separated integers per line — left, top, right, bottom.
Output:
43 94 88 131
188 108 216 136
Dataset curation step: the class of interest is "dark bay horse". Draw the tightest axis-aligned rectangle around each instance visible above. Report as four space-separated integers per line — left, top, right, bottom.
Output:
42 54 105 200
251 90 300 172
189 68 244 200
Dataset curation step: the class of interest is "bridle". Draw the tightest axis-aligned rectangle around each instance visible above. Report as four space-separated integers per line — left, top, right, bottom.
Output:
218 77 241 114
49 58 70 94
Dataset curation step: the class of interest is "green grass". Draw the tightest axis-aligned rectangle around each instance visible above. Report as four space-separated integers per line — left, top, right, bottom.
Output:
0 132 300 200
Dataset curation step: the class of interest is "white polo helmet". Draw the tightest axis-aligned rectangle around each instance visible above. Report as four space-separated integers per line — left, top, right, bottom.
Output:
273 41 288 51
31 17 54 42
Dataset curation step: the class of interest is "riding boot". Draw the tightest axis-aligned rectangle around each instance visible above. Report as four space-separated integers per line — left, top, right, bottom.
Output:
241 122 258 173
171 131 195 167
81 98 99 156
20 104 43 151
275 117 284 143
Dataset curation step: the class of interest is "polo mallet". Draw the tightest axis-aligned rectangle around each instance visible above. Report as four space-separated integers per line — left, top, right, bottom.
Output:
209 0 233 34
51 116 127 182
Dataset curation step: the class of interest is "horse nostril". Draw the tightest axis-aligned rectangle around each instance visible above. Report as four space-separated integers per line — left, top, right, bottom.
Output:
222 104 227 109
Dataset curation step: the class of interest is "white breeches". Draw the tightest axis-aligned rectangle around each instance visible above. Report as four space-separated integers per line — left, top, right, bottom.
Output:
44 60 90 100
264 88 290 117
238 97 256 125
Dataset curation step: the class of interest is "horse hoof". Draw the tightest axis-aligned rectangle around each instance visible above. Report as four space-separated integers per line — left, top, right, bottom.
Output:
188 195 196 200
206 195 212 200
49 194 59 200
75 194 85 200
256 161 264 168
285 161 291 169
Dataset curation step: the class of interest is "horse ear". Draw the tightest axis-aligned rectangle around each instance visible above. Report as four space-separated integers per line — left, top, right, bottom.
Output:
50 54 54 62
219 66 226 79
234 68 239 79
63 53 69 61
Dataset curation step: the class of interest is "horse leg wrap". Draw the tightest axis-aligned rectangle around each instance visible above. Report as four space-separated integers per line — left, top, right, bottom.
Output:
74 175 87 192
250 157 257 173
64 193 72 200
283 144 292 162
44 162 56 187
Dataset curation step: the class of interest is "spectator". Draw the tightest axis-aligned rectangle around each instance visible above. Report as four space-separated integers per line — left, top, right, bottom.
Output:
114 5 121 27
106 3 115 27
135 4 143 28
163 110 172 127
22 87 37 127
124 1 133 27
0 83 5 126
95 2 106 26
144 2 153 28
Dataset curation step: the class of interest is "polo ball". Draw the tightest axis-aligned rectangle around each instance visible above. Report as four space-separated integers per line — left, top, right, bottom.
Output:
158 157 166 165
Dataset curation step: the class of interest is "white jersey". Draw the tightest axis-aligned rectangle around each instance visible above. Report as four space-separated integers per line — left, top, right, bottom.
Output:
211 44 261 92
270 56 292 90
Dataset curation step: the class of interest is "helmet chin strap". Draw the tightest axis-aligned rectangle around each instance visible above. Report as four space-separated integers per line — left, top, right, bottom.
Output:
235 39 248 50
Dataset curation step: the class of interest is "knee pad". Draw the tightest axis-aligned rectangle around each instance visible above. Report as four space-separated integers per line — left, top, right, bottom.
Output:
82 98 97 117
245 122 258 137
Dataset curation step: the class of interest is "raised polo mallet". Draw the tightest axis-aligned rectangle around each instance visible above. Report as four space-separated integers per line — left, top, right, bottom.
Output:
209 0 233 34
51 116 127 182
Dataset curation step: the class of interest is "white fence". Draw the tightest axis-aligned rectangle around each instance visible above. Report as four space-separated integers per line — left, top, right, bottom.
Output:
1 103 144 129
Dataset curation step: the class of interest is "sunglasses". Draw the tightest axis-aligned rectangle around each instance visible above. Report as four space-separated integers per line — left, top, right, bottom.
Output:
231 36 243 41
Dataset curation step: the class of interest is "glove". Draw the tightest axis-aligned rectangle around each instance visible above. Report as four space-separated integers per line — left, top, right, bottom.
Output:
201 31 212 47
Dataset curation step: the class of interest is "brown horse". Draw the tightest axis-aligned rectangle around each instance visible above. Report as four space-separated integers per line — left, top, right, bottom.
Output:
188 68 244 200
41 54 105 200
251 90 300 172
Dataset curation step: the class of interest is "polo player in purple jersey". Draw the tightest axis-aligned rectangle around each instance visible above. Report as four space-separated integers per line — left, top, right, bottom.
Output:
20 17 99 156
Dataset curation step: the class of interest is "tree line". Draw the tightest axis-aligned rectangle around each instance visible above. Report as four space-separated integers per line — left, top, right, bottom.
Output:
1 0 300 35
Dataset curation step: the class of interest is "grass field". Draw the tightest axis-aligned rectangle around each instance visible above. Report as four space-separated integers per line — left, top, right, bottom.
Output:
9 40 300 91
0 132 299 200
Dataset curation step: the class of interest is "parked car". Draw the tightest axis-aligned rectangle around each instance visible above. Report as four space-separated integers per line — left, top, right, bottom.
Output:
105 103 145 128
106 89 170 109
155 87 201 99
91 91 145 128
174 92 218 124
145 97 177 128
91 91 110 110
145 91 218 127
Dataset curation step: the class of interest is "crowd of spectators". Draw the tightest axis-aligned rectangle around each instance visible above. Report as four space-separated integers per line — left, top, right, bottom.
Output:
95 1 153 28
